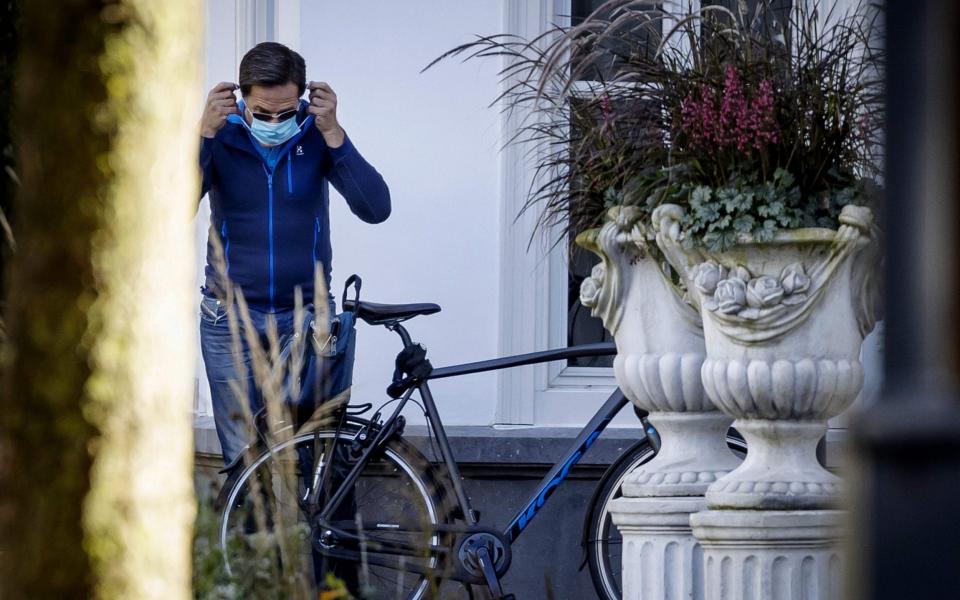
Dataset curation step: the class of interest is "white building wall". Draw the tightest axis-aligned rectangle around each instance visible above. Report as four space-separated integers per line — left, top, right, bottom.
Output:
300 0 504 426
196 1 505 426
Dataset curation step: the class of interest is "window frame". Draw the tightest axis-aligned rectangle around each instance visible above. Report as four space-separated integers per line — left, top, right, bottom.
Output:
496 1 698 425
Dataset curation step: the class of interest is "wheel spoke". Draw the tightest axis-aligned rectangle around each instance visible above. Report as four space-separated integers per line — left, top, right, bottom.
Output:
220 429 448 599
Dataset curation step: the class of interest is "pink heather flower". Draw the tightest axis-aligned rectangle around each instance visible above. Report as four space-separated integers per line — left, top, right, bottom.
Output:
719 65 747 148
675 65 780 155
680 86 719 148
599 93 613 123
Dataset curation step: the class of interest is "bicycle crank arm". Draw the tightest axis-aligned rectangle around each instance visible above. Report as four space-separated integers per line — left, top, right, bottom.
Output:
317 547 446 579
315 524 451 558
476 546 506 598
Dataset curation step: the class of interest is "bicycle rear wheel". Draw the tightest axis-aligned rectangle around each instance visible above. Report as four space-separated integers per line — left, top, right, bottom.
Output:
585 431 748 600
218 426 455 599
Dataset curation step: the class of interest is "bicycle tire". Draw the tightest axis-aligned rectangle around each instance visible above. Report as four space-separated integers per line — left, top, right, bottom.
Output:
218 425 456 599
585 431 748 600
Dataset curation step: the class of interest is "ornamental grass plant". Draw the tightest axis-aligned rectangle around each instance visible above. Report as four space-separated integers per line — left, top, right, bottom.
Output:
429 0 883 250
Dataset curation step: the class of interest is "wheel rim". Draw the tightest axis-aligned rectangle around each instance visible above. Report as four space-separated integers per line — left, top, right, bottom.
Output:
219 431 442 599
593 447 654 600
591 435 748 600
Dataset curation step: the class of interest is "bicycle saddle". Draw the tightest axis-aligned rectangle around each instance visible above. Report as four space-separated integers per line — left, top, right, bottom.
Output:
343 299 441 324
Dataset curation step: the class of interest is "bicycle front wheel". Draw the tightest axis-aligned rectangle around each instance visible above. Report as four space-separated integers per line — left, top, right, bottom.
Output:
586 432 748 600
218 427 454 599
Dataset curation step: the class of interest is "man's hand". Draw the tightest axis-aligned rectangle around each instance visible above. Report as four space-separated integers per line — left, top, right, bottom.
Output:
308 81 345 148
201 82 240 139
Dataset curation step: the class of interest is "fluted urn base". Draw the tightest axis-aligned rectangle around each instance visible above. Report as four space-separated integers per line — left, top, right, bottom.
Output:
691 510 845 600
706 420 839 510
622 412 741 497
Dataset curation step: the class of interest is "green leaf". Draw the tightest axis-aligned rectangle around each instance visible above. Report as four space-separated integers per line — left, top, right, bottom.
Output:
694 198 721 223
753 219 777 242
733 214 755 233
773 168 795 188
603 186 621 207
758 199 786 218
708 214 732 231
681 211 704 234
717 188 739 213
816 215 836 228
832 187 854 207
755 182 776 205
703 230 738 252
719 230 738 250
702 231 723 252
690 186 712 209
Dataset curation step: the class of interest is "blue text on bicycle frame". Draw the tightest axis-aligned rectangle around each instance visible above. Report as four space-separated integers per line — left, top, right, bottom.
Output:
509 430 602 536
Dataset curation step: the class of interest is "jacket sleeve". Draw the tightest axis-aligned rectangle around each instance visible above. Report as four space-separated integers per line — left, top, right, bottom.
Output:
323 134 392 224
198 136 215 213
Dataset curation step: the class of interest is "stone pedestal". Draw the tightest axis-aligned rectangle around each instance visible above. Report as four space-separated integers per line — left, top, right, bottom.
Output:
690 510 845 600
609 497 709 600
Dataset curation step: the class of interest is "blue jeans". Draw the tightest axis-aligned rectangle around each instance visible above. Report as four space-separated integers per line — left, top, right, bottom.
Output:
200 294 314 464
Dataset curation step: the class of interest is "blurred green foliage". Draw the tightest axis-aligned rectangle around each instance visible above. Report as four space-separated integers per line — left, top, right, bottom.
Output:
192 496 356 599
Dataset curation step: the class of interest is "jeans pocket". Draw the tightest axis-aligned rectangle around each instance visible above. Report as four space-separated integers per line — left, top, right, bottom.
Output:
199 296 225 325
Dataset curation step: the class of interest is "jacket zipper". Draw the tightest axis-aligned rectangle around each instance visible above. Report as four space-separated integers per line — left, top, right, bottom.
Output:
266 170 275 312
287 151 293 195
313 216 320 265
220 220 230 275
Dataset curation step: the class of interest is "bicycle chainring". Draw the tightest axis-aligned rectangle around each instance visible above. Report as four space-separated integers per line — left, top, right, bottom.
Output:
457 532 509 578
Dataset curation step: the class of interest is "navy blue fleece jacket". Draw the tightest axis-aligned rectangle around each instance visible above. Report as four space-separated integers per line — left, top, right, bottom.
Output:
199 99 390 312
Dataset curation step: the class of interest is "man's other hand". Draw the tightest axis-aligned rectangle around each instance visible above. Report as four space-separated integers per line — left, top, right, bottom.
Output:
308 81 344 148
201 82 240 139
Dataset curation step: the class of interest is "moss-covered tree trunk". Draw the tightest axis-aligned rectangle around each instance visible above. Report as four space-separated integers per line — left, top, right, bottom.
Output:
0 1 202 597
0 0 18 291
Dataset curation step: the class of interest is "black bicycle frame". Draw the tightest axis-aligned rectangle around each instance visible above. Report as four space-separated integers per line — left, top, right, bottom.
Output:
316 327 627 550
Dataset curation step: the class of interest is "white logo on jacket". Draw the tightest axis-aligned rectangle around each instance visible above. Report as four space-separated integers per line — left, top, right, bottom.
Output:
296 145 304 156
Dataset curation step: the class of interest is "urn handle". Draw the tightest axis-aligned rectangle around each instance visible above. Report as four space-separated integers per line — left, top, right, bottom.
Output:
576 208 638 336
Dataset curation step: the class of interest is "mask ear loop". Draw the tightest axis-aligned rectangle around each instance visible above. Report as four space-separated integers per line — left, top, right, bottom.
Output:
233 98 253 132
293 98 308 131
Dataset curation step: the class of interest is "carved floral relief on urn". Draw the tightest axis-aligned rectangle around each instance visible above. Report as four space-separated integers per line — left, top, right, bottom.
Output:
653 203 882 509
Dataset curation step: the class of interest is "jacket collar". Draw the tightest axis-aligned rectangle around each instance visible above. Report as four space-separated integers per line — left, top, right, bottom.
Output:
219 99 315 162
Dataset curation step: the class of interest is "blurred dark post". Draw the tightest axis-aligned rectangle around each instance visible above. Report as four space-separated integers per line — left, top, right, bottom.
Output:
0 1 201 597
848 1 960 598
0 0 16 282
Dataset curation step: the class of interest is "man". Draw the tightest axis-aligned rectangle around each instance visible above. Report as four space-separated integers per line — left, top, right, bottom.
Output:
198 42 390 466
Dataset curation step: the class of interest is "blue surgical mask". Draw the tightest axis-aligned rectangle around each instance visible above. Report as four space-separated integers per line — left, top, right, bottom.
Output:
246 107 301 147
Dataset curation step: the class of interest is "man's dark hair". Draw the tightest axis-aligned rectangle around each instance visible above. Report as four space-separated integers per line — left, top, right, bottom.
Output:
239 42 306 96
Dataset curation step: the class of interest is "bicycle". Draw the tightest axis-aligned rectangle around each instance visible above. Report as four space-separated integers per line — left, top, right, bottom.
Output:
217 295 747 599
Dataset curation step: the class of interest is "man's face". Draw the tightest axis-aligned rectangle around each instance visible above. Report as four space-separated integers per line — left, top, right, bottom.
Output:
243 82 300 124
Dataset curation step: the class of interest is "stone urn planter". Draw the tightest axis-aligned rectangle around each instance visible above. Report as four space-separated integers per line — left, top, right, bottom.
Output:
578 206 742 497
652 203 882 510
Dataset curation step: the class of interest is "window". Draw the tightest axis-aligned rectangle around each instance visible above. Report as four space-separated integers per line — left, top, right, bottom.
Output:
566 1 663 368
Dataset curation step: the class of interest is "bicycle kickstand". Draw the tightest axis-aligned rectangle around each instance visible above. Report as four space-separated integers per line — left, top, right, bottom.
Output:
476 546 514 600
